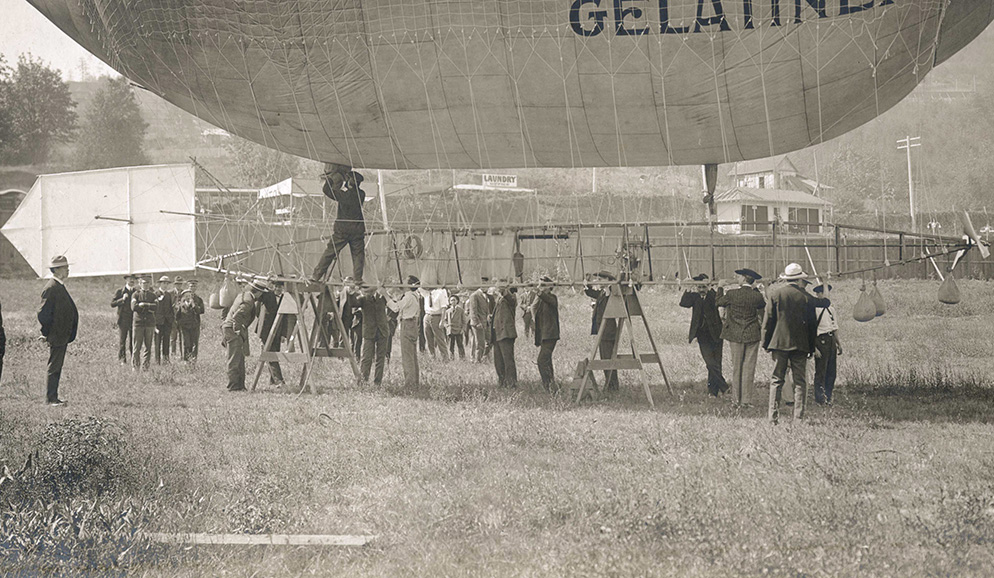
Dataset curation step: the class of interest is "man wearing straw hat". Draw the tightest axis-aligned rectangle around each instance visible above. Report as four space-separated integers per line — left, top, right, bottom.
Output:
222 278 269 391
38 255 78 406
310 168 367 284
763 263 827 423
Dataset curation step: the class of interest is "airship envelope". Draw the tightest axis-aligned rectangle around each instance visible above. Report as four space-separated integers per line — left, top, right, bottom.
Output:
27 0 994 169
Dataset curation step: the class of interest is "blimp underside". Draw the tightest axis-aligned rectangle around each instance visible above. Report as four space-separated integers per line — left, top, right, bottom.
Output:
26 0 994 169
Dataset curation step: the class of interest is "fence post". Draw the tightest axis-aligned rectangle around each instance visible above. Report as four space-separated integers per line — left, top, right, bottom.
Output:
834 225 841 275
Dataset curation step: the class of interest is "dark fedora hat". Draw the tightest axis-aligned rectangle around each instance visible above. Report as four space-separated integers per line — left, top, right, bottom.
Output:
594 270 616 281
691 273 709 282
813 284 833 293
734 268 762 280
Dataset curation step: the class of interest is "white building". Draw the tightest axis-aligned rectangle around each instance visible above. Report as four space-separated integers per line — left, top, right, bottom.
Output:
717 156 833 235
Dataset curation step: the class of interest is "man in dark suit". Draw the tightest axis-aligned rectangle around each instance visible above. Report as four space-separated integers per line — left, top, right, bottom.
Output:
38 255 78 405
153 275 175 364
255 280 287 386
763 263 830 423
175 279 205 362
111 275 135 364
490 279 518 388
170 276 184 356
355 282 390 385
584 271 619 391
467 285 491 362
532 276 560 391
680 273 728 397
131 276 158 371
310 169 366 283
717 268 767 407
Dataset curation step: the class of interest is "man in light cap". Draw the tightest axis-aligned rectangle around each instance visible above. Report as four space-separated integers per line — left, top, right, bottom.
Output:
763 263 830 423
311 169 366 283
131 275 158 371
222 278 268 391
175 279 205 362
111 274 136 364
153 275 175 364
170 276 185 355
812 283 843 405
38 255 78 405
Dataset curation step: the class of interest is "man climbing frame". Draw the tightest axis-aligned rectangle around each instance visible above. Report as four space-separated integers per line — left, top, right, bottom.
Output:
311 164 367 284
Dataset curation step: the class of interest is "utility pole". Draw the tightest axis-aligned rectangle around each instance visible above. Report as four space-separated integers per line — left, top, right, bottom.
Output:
897 136 921 231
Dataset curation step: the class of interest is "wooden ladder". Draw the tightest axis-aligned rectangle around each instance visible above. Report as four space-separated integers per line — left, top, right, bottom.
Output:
252 284 360 394
572 282 672 407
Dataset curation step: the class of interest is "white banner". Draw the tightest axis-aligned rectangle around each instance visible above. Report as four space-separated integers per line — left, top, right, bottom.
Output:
482 174 517 188
259 177 293 199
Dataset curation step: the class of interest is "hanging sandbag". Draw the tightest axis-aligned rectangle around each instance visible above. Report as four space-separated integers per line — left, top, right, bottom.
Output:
208 291 221 310
853 283 876 322
870 282 886 317
938 275 961 305
218 276 238 308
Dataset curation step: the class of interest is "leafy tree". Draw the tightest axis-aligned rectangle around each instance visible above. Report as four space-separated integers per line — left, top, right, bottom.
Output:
0 55 77 165
74 76 149 169
221 136 301 187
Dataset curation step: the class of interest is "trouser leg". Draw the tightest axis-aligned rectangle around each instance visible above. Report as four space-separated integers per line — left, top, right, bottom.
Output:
47 344 67 402
790 352 809 419
373 331 387 384
431 316 448 360
266 333 284 384
118 325 130 363
0 327 5 384
360 335 375 381
741 341 760 405
347 233 366 282
698 333 727 395
401 318 419 387
473 325 486 362
423 315 436 356
496 338 517 388
538 339 557 388
455 334 465 359
493 338 506 386
224 327 245 390
824 339 838 403
311 233 351 281
728 341 745 404
599 338 618 391
769 351 789 423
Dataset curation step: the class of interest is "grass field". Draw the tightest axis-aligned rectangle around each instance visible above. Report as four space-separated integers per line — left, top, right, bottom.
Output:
1 276 993 576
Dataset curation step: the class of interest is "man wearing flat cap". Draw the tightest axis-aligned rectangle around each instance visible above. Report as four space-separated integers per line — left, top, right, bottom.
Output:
584 271 620 391
255 280 287 386
111 274 136 364
717 268 767 406
532 276 560 391
680 273 728 397
38 255 78 405
131 275 158 371
222 278 269 391
154 275 175 364
763 263 831 423
812 283 843 405
311 169 367 284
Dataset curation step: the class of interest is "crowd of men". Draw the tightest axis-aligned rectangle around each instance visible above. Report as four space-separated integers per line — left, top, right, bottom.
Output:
29 162 841 426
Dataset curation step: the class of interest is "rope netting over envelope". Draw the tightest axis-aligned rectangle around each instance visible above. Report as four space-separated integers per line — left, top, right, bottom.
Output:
28 0 984 170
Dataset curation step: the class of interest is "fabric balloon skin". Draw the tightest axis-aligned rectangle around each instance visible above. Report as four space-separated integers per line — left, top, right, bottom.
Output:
27 0 994 168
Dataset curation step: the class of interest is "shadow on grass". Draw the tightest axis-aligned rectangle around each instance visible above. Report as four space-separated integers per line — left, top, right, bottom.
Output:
845 365 994 423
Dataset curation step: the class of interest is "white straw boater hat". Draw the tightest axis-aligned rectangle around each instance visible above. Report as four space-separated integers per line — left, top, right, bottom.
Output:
779 263 808 281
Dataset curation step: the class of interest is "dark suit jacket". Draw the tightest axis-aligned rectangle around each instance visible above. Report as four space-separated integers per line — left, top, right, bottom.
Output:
680 288 723 343
762 283 830 353
131 289 158 327
532 291 560 345
255 292 288 343
354 292 389 338
490 289 517 341
716 285 766 343
111 286 134 327
39 279 78 347
154 289 175 326
468 289 491 327
584 286 617 341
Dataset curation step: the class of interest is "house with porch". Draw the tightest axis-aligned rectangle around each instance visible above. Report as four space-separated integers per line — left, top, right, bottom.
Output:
717 156 833 234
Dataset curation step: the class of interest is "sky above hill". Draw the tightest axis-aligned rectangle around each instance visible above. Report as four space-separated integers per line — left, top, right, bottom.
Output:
0 0 115 80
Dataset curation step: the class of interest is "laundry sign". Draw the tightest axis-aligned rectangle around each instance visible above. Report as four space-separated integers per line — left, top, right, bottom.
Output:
482 174 517 188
